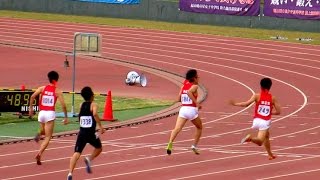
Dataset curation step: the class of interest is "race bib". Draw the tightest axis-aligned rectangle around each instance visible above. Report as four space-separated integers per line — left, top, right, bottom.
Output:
257 105 270 116
41 95 54 106
80 116 93 128
181 94 192 104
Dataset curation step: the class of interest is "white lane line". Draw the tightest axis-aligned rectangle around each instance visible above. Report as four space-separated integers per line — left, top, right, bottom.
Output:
0 20 319 56
0 135 33 139
278 126 287 129
85 142 320 180
0 151 190 180
170 156 320 180
257 168 320 180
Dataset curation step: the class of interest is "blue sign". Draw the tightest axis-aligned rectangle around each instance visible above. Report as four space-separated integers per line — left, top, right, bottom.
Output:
77 0 139 4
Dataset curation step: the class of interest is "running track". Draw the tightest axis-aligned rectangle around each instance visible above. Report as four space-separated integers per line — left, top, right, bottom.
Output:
0 18 320 180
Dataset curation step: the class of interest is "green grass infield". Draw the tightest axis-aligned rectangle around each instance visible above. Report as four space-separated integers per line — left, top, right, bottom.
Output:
0 94 174 140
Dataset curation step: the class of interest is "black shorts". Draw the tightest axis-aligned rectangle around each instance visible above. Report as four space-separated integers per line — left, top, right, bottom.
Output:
74 132 102 153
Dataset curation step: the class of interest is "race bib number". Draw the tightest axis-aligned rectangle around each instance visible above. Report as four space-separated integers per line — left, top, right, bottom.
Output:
257 105 270 116
80 116 93 128
41 95 54 107
181 94 192 104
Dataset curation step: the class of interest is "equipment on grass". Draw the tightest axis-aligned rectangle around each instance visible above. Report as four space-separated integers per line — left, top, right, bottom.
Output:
0 90 39 113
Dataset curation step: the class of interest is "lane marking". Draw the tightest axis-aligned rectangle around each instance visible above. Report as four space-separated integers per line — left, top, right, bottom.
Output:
257 168 320 180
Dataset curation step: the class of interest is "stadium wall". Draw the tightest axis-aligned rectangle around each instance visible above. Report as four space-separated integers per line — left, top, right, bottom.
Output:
0 0 319 32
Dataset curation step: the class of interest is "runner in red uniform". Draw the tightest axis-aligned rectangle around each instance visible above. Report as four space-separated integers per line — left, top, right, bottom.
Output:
166 69 203 155
230 78 281 160
29 71 69 165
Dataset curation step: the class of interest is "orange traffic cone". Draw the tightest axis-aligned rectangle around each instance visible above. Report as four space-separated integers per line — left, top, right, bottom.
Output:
102 90 117 121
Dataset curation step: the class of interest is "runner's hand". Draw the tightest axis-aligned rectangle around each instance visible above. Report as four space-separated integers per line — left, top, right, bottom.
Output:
62 118 69 125
196 103 202 110
100 128 106 135
29 109 34 118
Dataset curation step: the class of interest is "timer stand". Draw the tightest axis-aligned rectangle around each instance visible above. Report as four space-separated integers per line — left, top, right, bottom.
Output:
65 32 102 117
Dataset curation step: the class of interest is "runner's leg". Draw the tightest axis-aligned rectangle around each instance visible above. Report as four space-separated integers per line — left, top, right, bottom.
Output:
169 117 188 143
251 130 267 146
34 123 45 142
191 117 202 147
69 152 81 173
263 130 276 159
36 120 54 164
166 117 187 154
190 117 202 154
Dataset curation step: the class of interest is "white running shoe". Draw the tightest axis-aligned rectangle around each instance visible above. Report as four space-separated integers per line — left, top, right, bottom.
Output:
191 145 200 155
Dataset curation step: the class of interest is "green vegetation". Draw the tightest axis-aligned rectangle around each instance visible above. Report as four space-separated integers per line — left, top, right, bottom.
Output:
0 10 319 45
0 94 174 125
0 94 174 139
0 94 174 140
0 106 170 139
57 93 174 113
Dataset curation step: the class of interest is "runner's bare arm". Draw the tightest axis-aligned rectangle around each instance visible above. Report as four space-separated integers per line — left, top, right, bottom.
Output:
187 85 201 108
56 89 69 124
177 86 183 102
29 86 43 117
230 94 257 107
272 96 281 115
92 102 105 134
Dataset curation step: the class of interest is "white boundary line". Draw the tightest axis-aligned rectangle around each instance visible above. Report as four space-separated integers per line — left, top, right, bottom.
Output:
170 156 320 180
0 28 319 66
257 168 320 180
0 18 319 53
86 141 320 180
2 141 320 180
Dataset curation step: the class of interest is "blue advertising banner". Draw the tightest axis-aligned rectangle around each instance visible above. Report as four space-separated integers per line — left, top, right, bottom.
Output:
264 0 320 20
179 0 260 16
77 0 139 4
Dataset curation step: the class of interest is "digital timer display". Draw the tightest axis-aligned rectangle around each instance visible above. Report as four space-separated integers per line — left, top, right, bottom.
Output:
0 91 39 112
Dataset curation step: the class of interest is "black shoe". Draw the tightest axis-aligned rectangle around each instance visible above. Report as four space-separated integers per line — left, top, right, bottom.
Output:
67 174 72 180
166 149 172 155
166 142 173 155
84 157 92 174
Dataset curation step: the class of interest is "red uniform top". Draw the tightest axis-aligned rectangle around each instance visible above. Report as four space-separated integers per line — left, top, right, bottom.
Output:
39 85 57 111
180 81 197 107
254 90 273 120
